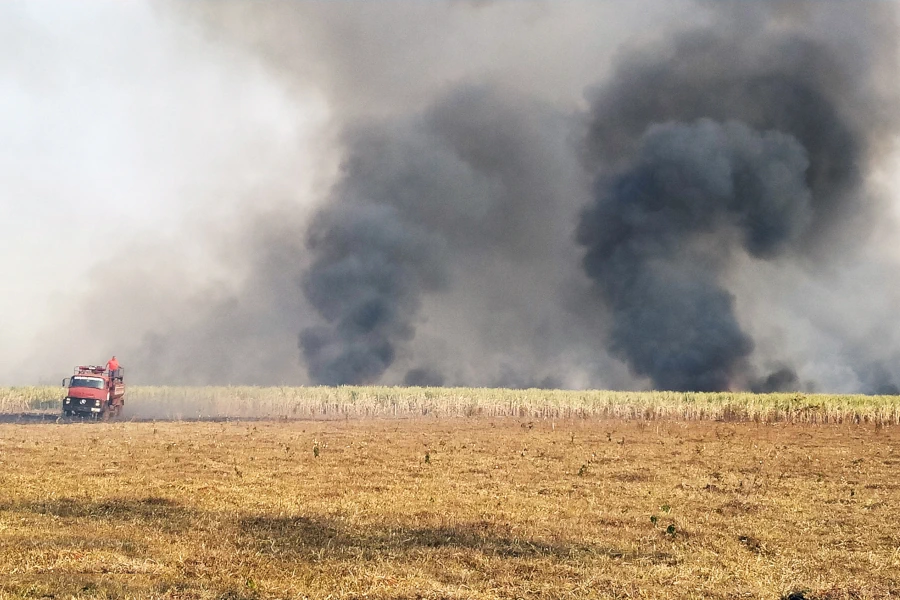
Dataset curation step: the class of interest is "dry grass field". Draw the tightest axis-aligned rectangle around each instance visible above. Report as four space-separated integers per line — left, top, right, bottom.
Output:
3 386 900 424
1 415 898 599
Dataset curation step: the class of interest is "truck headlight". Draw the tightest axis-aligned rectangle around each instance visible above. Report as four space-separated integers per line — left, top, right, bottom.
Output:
95 400 101 407
64 398 70 405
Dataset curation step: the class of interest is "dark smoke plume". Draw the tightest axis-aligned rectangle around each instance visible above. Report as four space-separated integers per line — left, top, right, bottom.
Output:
578 119 811 390
300 201 448 385
586 31 891 254
578 23 898 391
287 7 899 391
300 86 587 386
751 367 801 394
403 367 445 388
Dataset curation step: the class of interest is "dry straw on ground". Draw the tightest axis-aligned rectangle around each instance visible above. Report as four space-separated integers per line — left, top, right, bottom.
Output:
0 418 898 599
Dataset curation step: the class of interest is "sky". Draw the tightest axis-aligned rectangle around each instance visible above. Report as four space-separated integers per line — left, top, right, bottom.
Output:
2 1 899 393
0 1 328 382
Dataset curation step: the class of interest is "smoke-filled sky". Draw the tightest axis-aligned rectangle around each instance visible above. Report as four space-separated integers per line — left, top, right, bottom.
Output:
3 1 900 393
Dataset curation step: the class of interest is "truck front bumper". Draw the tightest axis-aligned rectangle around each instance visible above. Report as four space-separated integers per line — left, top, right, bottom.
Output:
63 398 104 414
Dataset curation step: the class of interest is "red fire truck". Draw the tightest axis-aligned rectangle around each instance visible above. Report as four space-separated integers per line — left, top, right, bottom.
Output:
62 365 125 419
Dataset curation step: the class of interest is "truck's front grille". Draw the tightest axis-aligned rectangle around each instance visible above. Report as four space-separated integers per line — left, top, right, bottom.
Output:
64 398 102 409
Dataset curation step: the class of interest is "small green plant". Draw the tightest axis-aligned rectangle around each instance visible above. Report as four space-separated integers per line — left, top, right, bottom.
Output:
666 524 677 536
313 441 320 458
577 464 587 477
661 503 671 513
650 515 658 525
424 452 430 464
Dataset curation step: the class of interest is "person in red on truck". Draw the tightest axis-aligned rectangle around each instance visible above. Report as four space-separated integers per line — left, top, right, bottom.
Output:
106 356 119 374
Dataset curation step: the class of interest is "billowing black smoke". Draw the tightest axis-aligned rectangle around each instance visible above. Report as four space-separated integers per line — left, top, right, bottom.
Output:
299 86 585 386
578 119 811 390
300 201 448 385
751 367 800 394
585 33 872 250
577 30 890 391
298 20 898 391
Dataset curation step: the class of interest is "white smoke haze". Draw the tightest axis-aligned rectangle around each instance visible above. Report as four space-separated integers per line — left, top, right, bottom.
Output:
3 1 900 394
0 1 332 384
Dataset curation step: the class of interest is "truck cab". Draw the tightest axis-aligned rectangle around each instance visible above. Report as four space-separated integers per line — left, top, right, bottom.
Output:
62 365 125 419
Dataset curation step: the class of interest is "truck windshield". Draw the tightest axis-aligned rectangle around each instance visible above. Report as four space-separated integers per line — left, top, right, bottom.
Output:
70 377 105 389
